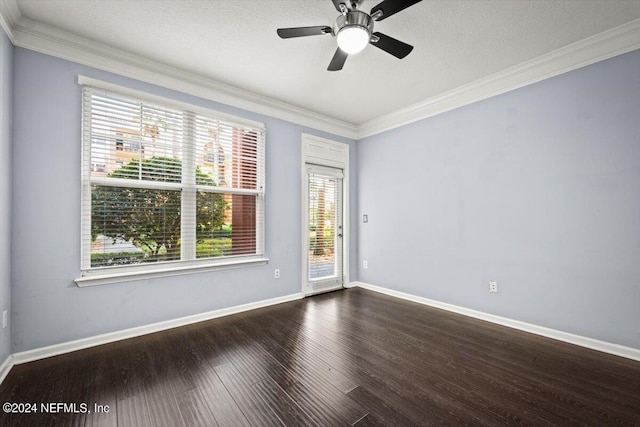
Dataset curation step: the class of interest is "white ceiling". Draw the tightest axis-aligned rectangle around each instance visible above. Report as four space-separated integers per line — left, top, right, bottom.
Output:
10 0 640 125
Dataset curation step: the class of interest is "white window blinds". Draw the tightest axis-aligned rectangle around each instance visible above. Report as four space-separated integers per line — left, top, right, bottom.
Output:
81 84 265 274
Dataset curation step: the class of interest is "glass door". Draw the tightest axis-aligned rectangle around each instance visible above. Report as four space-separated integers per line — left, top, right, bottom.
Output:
304 165 343 295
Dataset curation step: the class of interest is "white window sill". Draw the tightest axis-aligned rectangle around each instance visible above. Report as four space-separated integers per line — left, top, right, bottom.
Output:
75 256 269 287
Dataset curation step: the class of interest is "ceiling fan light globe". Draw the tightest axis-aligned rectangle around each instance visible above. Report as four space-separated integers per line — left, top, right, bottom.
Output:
337 26 369 54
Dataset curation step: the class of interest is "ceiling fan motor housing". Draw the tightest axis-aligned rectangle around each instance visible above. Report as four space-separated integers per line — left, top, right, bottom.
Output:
335 10 374 39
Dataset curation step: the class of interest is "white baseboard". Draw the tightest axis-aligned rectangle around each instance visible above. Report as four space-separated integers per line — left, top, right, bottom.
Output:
349 281 640 362
10 292 303 367
0 354 13 384
3 283 637 386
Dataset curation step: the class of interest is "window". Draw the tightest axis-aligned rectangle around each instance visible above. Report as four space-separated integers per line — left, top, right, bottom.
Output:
80 82 265 282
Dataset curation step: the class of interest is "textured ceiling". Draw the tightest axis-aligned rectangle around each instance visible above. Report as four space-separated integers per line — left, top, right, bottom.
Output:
14 0 640 124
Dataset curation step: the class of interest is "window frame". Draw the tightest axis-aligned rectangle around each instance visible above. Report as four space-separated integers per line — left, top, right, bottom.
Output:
76 76 267 287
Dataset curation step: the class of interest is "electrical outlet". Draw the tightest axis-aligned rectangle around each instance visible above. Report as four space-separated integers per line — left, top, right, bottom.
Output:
363 214 368 223
2 310 7 329
363 260 368 269
489 281 498 293
274 269 280 279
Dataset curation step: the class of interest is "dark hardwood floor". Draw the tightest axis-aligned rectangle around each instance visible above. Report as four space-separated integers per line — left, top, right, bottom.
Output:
1 287 639 426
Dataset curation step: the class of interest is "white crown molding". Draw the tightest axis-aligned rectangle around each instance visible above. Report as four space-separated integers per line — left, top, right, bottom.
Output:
0 0 20 43
8 16 358 139
1 3 638 141
350 281 640 361
357 19 640 139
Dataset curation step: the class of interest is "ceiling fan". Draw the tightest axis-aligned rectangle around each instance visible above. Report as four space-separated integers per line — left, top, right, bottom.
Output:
277 0 423 71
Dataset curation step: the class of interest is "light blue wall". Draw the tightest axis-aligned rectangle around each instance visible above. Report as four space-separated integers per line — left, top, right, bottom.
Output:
11 48 357 352
0 27 13 362
9 42 638 353
358 50 640 349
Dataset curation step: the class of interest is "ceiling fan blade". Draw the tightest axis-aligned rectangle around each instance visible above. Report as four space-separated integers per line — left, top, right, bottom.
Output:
370 0 422 21
328 48 348 71
370 32 413 59
277 26 332 39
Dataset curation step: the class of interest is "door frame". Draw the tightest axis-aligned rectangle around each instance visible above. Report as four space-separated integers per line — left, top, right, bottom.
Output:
301 133 349 296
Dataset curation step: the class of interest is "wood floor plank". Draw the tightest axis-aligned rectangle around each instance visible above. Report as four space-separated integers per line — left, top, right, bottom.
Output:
351 413 390 427
209 321 352 426
253 376 317 427
264 306 490 423
116 393 152 427
277 291 640 426
0 288 638 426
181 323 231 368
276 305 468 424
214 362 285 426
0 360 73 427
308 294 581 417
318 308 544 423
237 309 360 393
148 330 197 395
31 350 94 427
143 382 184 427
259 303 503 425
188 363 250 427
346 386 418 427
141 335 188 427
175 387 219 427
314 295 585 424
335 289 640 424
110 338 149 402
83 350 118 427
351 288 635 396
225 317 368 425
279 380 353 426
161 325 251 426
